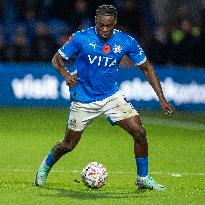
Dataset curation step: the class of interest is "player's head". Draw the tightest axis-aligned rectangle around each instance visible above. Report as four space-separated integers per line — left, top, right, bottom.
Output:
95 4 117 40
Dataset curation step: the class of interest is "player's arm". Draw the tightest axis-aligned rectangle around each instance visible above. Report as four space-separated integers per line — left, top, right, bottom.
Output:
52 52 79 87
139 60 174 114
127 36 173 114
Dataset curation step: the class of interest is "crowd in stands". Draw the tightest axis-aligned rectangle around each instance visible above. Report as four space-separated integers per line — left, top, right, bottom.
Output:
0 0 204 67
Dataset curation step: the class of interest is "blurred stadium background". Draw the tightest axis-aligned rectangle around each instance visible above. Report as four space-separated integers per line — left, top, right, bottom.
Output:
0 0 204 110
0 1 205 204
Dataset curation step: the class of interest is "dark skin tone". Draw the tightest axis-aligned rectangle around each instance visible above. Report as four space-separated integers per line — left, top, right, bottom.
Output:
51 14 174 160
95 15 117 40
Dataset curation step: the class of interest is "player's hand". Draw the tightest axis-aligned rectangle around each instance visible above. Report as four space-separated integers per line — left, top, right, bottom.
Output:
65 73 80 87
160 99 174 115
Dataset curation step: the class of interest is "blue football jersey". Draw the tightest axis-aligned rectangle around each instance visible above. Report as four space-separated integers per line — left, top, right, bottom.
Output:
58 27 147 103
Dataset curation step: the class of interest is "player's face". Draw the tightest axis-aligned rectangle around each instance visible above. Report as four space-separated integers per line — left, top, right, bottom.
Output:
95 15 117 40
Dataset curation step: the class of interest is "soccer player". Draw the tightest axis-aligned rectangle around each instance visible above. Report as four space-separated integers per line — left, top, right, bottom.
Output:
35 4 174 190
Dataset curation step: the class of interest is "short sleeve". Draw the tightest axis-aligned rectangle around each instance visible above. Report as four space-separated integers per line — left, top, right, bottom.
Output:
58 33 81 60
126 36 147 65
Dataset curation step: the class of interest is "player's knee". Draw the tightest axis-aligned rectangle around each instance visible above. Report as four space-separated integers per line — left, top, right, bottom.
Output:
139 125 146 138
62 141 77 153
55 141 72 154
131 124 146 137
131 125 147 145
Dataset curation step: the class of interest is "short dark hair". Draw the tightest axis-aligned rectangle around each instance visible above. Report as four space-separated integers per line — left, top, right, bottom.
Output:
96 4 117 18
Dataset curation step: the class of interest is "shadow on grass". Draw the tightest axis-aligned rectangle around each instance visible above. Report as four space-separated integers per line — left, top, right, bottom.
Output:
1 181 166 200
41 187 149 200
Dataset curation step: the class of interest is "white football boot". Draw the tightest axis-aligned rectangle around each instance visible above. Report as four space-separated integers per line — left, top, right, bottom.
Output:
136 176 166 191
34 159 51 187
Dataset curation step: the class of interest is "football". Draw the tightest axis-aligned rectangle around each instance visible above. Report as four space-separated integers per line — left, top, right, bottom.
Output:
81 162 108 189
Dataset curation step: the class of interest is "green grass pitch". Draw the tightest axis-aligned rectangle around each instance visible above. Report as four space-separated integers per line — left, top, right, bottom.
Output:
0 107 205 205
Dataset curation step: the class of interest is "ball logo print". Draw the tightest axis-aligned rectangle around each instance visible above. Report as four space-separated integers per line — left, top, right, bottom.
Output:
81 162 108 189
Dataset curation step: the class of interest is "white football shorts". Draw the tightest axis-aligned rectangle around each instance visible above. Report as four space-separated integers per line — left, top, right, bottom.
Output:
67 90 139 131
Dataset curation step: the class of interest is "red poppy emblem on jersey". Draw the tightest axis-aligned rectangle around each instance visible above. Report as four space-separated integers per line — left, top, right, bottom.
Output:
66 35 73 43
102 45 110 53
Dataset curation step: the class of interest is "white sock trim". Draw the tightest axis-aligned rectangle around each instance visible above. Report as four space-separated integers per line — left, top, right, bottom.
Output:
137 175 148 180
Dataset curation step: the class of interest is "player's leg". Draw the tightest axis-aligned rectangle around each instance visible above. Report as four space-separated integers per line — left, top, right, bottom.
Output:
45 129 83 169
52 129 82 160
116 115 148 158
35 101 103 187
35 129 83 187
116 116 165 190
103 91 165 190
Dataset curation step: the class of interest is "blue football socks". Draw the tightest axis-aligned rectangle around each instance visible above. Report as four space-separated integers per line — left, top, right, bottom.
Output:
135 156 148 177
45 150 57 168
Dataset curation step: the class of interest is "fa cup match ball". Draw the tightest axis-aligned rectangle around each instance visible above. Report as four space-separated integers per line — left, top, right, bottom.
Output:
81 162 108 189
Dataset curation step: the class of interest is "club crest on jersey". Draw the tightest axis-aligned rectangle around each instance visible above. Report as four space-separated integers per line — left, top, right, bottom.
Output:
102 45 110 53
113 45 122 54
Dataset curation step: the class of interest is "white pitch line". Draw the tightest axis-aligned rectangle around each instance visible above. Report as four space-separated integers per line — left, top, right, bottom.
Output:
0 169 205 177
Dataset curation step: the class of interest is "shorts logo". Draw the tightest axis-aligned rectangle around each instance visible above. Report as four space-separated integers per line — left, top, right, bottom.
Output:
70 119 77 128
